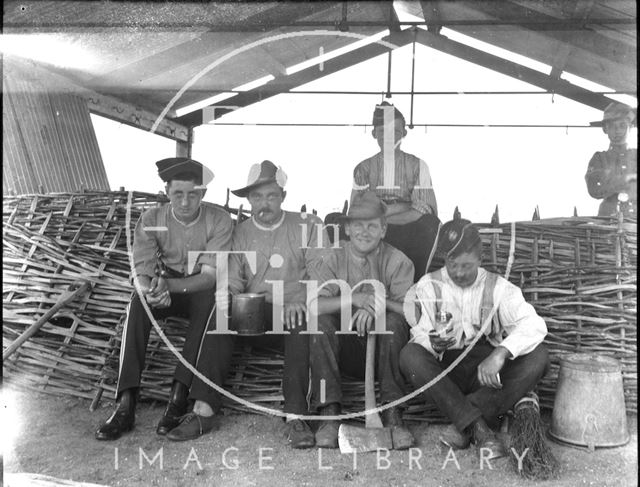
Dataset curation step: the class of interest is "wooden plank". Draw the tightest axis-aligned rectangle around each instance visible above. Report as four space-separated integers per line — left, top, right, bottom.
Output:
176 29 416 126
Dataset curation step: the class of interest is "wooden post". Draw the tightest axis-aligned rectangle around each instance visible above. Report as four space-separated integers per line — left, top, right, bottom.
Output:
574 237 583 352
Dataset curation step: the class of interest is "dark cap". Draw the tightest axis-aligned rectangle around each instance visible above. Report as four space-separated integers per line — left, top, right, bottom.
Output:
590 102 637 127
155 157 214 186
372 101 406 127
436 219 481 258
232 160 288 198
340 191 386 221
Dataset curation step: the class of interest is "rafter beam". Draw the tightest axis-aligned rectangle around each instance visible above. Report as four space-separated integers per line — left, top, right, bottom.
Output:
5 57 190 141
174 29 416 127
413 29 611 110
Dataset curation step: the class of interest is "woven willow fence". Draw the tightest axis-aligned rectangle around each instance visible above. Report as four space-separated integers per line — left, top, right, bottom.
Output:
3 191 637 419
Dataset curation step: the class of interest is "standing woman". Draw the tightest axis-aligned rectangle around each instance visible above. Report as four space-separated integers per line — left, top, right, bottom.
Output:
351 102 440 281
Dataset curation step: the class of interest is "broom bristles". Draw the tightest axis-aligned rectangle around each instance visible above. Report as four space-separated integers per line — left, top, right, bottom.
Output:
509 394 560 480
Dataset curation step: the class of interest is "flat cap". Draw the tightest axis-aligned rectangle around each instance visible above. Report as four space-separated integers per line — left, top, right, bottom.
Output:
155 157 214 186
372 101 406 127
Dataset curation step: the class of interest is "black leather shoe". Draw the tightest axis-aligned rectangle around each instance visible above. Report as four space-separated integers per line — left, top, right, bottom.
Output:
315 403 341 449
166 412 217 441
157 381 189 435
95 389 136 441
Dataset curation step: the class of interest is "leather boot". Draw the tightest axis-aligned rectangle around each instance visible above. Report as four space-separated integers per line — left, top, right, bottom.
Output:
382 406 415 450
157 381 189 435
315 403 341 448
95 389 136 441
471 417 506 460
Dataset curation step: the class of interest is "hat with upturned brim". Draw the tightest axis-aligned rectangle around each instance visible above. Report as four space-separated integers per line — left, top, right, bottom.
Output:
156 157 214 186
590 102 637 127
340 191 387 221
436 218 482 258
231 160 288 197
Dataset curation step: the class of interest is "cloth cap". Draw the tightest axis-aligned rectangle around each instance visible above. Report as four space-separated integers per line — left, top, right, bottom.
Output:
436 219 481 258
231 160 287 197
590 102 637 127
372 101 406 127
340 191 387 221
155 157 214 186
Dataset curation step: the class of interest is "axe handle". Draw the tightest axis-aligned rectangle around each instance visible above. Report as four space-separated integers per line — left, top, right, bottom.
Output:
365 333 383 428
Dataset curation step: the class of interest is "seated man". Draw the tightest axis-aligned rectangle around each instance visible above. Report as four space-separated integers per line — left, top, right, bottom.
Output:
308 191 415 449
399 219 549 459
95 157 233 440
169 160 329 448
586 102 637 218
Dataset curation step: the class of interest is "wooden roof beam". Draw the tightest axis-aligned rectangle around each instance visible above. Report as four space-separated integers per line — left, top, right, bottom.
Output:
174 29 416 127
413 29 611 111
5 57 190 142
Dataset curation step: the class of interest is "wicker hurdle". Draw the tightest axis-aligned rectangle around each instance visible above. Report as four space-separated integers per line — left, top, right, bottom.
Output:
3 191 637 416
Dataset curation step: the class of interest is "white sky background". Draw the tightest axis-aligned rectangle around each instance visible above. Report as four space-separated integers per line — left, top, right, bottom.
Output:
94 40 637 223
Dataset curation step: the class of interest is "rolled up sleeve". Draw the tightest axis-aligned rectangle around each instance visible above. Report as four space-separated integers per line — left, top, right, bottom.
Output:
410 278 443 360
133 210 159 279
496 283 547 359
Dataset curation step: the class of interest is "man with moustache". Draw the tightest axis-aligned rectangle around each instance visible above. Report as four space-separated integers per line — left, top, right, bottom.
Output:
399 219 549 459
168 160 329 448
95 157 233 440
308 191 416 449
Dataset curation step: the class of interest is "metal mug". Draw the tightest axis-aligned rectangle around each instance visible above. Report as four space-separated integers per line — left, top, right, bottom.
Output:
231 293 266 335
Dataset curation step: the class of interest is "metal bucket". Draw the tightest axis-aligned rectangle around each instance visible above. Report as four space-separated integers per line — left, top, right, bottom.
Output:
231 293 266 335
549 353 629 448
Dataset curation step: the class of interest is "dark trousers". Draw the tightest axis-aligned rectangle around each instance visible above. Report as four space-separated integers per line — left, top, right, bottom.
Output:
117 289 215 395
190 304 310 415
399 340 549 431
384 213 441 281
309 312 409 411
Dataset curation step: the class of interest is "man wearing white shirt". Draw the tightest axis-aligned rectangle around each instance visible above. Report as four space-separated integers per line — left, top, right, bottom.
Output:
399 219 549 459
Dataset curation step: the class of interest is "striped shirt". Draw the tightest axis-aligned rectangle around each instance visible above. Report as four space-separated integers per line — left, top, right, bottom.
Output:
352 150 438 215
411 267 547 360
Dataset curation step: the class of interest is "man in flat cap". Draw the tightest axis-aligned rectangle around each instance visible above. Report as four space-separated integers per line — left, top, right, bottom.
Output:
586 102 637 217
95 157 233 441
351 101 440 281
307 191 415 449
168 160 330 448
399 219 549 459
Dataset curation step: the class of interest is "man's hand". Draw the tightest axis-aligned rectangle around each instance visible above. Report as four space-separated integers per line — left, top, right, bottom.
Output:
145 276 171 309
429 331 456 353
283 302 306 330
351 309 374 337
477 346 511 389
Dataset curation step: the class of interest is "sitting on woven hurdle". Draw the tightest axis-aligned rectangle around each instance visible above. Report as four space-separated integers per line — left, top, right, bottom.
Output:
95 157 233 441
399 218 555 474
171 160 331 449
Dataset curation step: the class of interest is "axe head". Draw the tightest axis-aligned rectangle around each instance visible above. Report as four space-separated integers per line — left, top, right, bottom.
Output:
338 423 393 453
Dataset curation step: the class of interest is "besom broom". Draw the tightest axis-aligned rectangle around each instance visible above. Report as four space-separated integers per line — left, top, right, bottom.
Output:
509 391 560 480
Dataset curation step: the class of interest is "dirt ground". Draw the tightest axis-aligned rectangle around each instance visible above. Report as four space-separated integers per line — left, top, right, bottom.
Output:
3 384 637 487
